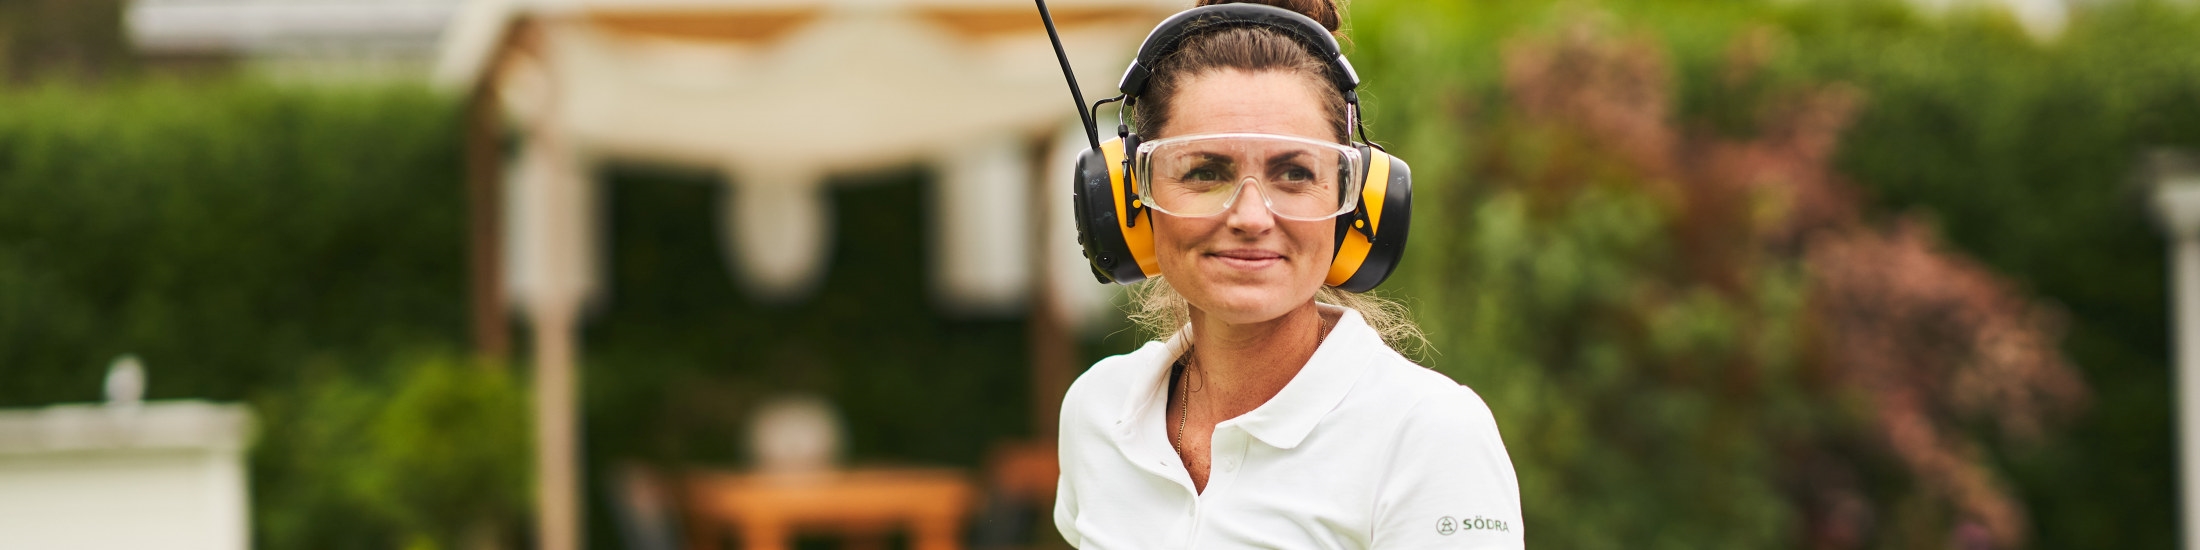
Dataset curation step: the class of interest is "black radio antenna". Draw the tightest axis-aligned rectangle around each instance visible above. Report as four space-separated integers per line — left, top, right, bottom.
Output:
1034 0 1101 151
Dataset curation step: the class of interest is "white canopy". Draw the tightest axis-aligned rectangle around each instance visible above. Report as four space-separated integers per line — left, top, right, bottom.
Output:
436 0 1166 312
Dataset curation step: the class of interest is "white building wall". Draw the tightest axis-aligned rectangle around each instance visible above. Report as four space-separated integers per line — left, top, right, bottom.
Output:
0 402 254 550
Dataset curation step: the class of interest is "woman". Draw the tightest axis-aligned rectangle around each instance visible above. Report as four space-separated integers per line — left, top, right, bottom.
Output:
1052 0 1524 548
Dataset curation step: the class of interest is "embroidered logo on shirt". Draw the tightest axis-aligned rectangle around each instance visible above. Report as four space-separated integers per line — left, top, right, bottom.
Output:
1437 515 1510 535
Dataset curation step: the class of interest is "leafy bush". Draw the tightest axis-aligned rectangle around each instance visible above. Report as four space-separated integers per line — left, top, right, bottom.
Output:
1353 0 2196 547
256 353 531 550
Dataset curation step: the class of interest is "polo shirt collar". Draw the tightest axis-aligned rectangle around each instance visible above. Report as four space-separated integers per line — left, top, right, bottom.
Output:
1232 304 1372 449
1113 304 1374 451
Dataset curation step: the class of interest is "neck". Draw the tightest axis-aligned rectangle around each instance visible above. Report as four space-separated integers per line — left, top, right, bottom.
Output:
1184 301 1331 418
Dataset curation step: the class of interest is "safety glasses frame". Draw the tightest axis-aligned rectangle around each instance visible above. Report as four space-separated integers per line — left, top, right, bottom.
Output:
1131 132 1364 221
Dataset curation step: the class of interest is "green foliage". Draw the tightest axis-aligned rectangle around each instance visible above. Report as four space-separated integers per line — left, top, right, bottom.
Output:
256 353 531 550
1353 0 2194 547
1795 3 2199 547
1433 186 1808 549
0 80 478 548
0 80 467 405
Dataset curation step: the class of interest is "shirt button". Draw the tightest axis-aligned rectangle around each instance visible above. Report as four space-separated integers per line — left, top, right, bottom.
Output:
1218 457 1237 471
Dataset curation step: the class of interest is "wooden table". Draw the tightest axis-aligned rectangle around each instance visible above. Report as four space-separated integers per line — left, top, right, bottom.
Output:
685 468 977 550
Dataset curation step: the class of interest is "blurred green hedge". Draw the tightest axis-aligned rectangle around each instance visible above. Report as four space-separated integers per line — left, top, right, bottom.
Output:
0 81 493 548
0 81 467 405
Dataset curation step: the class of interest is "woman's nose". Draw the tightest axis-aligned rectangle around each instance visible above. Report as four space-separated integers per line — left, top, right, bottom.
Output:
1224 176 1277 232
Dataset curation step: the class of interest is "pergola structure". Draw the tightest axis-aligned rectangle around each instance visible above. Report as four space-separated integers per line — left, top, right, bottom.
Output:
432 0 1173 547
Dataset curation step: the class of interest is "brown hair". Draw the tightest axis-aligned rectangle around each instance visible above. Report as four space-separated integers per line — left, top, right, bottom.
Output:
1129 0 1352 142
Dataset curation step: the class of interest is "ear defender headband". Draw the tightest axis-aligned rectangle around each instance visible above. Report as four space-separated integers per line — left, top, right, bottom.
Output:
1045 2 1413 292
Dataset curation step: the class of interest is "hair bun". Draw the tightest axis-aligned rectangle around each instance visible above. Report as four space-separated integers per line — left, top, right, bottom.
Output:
1195 0 1342 34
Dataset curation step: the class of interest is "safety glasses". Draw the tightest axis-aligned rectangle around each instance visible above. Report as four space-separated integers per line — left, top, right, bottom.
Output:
1133 133 1364 221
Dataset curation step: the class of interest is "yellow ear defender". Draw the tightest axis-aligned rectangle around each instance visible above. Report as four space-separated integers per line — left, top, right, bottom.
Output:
1050 2 1413 293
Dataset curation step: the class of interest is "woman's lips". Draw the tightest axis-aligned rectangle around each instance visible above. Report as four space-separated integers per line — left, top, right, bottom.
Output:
1209 248 1284 270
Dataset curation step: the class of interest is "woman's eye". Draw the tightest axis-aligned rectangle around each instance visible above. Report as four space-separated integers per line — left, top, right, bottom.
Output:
1277 166 1316 182
1183 167 1226 182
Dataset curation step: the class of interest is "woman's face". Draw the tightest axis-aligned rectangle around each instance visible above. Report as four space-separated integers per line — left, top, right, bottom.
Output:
1152 69 1337 326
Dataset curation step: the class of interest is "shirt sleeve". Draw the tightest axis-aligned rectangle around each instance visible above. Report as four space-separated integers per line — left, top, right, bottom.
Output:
1370 384 1524 549
1053 370 1089 549
1053 458 1081 548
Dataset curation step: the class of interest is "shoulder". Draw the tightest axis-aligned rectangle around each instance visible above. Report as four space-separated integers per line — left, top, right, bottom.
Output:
1320 307 1506 444
1360 354 1509 461
1360 357 1525 547
1399 371 1503 442
1350 349 1517 496
1353 346 1500 432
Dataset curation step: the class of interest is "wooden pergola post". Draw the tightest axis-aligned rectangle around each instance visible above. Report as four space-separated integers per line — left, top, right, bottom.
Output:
516 29 586 550
467 65 510 363
468 18 584 550
1027 135 1074 440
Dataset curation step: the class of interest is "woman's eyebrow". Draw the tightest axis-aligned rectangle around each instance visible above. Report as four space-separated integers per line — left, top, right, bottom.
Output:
1185 151 1236 166
1264 150 1311 165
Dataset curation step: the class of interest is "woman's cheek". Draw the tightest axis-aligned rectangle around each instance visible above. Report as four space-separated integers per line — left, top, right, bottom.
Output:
1151 218 1200 280
1290 222 1333 280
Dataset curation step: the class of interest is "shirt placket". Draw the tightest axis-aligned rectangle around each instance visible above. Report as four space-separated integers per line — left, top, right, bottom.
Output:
1186 423 1250 548
1119 397 1206 548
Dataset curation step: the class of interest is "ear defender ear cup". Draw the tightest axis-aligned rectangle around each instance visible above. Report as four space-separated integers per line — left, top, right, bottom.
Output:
1325 148 1412 292
1071 137 1159 284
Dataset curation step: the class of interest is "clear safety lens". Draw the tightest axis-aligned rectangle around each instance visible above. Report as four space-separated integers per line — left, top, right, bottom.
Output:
1134 133 1363 221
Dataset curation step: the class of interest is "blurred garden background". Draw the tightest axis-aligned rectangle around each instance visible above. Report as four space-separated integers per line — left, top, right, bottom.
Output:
1 0 2194 547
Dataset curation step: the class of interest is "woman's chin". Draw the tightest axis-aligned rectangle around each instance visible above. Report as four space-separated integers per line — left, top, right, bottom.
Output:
1190 283 1309 325
1163 254 1322 325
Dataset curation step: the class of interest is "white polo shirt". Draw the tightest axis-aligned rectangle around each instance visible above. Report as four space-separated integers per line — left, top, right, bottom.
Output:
1055 305 1524 549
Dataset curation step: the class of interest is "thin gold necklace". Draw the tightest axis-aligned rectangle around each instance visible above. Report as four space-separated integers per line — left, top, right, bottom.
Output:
1176 317 1328 454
